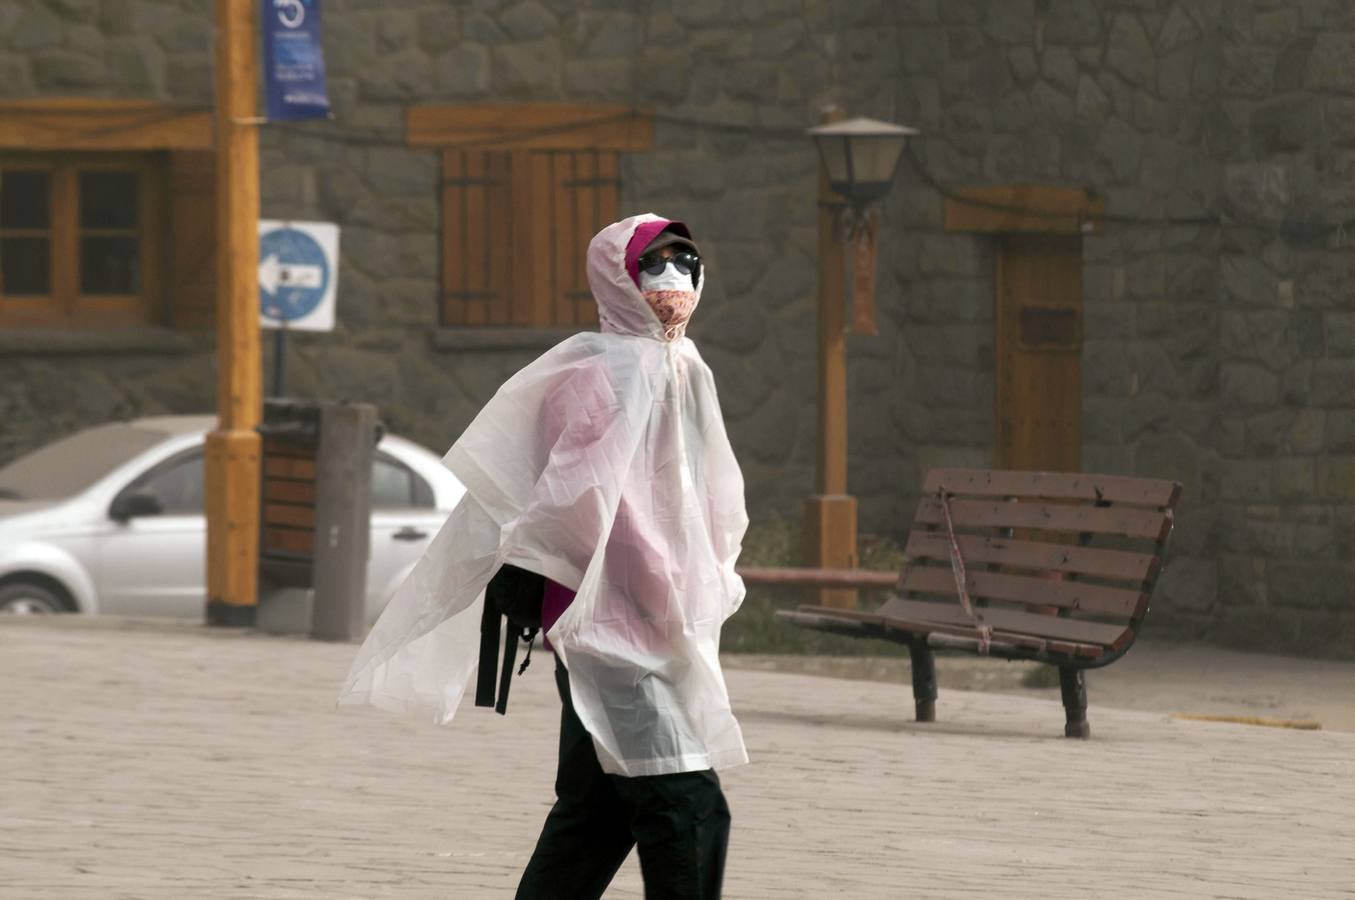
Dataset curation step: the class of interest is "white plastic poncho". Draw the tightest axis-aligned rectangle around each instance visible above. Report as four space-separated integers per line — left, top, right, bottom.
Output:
338 213 751 777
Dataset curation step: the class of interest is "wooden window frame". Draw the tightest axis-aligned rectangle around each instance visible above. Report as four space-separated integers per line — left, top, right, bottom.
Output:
408 104 653 329
0 99 214 331
943 185 1104 235
0 99 212 152
1 152 166 327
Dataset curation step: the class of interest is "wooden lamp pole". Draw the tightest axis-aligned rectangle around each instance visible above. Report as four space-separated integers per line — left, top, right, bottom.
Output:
205 0 263 626
805 106 858 610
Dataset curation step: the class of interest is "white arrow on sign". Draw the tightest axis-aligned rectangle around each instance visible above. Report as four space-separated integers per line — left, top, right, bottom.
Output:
258 253 324 295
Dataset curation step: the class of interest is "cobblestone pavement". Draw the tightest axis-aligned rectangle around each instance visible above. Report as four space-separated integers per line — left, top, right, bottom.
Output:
3 616 1353 899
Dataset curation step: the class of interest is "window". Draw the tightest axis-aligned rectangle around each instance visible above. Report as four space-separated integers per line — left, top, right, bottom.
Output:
0 169 49 296
407 104 653 328
371 453 435 510
0 154 163 326
128 450 205 515
0 100 215 330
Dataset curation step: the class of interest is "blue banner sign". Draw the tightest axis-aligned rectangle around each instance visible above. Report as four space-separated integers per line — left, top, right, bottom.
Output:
261 0 330 122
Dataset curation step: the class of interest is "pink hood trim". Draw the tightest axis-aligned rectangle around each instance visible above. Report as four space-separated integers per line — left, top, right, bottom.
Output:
624 218 693 288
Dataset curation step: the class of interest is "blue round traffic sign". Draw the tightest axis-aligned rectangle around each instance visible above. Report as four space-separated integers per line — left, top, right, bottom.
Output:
259 226 331 322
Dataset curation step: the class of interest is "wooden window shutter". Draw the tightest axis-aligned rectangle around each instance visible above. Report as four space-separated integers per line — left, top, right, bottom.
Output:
509 150 546 326
440 150 510 326
168 150 216 329
551 150 617 327
413 104 651 328
440 148 618 328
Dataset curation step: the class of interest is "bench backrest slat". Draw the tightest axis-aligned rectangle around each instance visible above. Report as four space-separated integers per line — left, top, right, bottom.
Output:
901 565 1146 619
923 468 1181 507
915 496 1173 541
877 595 1132 649
904 531 1157 582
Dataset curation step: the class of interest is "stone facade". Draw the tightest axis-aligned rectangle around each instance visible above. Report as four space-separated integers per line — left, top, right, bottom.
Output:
4 0 1355 653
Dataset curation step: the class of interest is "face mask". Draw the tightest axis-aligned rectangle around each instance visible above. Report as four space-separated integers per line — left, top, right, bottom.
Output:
640 265 698 341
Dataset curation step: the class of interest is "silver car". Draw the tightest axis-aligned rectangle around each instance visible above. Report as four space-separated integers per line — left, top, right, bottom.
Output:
0 415 463 620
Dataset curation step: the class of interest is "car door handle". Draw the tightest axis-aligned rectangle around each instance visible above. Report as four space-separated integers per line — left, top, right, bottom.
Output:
392 526 428 541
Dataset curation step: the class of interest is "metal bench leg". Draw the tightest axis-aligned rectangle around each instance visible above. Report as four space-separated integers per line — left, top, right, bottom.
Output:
1059 666 1090 739
908 637 937 722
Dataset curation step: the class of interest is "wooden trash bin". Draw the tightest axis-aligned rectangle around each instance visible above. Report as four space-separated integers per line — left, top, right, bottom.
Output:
257 399 379 641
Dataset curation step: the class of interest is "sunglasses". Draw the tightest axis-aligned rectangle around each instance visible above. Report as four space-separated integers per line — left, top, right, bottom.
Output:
638 251 701 278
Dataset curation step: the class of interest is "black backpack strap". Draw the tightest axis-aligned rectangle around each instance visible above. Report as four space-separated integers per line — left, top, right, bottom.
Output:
494 626 541 716
495 624 519 715
475 590 501 709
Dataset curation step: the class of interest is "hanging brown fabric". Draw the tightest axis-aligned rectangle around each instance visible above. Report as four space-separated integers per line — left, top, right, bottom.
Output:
850 211 879 336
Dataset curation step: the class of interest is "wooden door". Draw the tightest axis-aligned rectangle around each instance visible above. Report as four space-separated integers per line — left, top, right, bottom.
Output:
995 233 1082 472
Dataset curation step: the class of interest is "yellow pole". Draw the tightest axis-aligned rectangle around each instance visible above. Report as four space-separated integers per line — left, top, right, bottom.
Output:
205 0 262 626
805 106 858 609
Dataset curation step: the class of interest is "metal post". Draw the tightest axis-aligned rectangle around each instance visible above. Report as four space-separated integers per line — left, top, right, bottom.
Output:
908 636 938 722
272 321 288 397
1059 666 1090 739
310 404 378 642
205 0 263 626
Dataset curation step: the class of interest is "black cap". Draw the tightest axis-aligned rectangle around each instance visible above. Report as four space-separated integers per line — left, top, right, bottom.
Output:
640 226 700 259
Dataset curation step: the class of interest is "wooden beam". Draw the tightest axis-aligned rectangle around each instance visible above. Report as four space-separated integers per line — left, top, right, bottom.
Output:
205 0 262 626
805 495 859 609
944 185 1104 235
0 99 213 150
739 566 898 589
816 111 849 497
407 103 654 151
806 106 858 610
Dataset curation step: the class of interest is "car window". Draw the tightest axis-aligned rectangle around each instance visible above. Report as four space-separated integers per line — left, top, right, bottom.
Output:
0 423 168 500
371 453 434 510
132 451 204 514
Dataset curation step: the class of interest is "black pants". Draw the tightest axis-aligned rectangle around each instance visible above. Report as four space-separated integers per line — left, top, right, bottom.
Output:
516 657 731 900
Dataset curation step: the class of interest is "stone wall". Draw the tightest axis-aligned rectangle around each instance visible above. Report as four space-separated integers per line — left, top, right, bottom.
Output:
1208 2 1355 650
4 0 1355 652
887 0 1225 625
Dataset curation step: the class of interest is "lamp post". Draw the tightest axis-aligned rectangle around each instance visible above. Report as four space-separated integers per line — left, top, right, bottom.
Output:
804 114 916 609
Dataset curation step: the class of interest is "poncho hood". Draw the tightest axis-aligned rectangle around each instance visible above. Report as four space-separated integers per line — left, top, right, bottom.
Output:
588 213 703 341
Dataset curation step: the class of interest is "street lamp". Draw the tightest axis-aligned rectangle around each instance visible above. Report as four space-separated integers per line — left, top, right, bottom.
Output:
808 116 918 223
804 113 917 609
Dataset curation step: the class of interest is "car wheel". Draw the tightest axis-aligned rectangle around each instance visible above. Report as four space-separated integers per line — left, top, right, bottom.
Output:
0 582 69 615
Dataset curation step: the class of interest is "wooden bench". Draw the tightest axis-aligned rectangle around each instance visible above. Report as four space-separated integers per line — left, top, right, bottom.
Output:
770 468 1182 738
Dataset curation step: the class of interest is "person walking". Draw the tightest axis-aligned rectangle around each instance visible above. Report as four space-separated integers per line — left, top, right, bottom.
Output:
340 214 750 899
